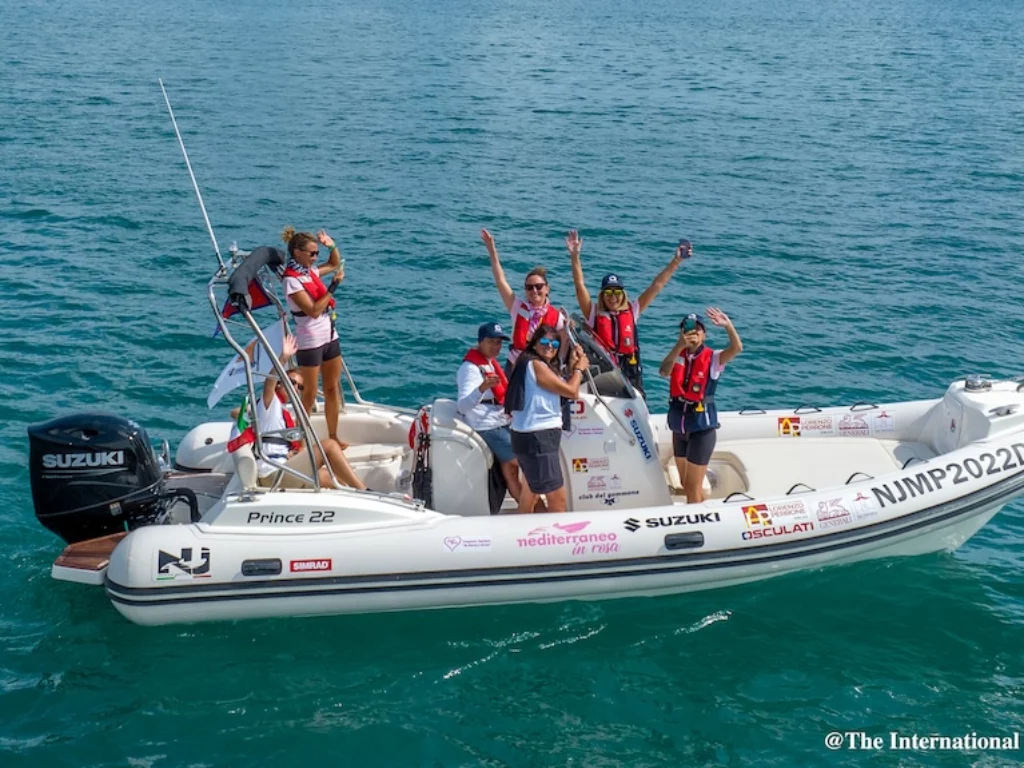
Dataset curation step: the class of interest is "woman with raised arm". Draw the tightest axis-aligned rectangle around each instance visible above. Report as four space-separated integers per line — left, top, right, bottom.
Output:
280 226 345 441
481 229 565 375
568 230 691 395
658 308 743 504
504 325 590 513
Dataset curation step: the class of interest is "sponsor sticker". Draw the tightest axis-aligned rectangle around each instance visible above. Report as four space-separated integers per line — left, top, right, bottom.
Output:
778 417 801 437
816 498 853 529
799 415 836 436
766 500 811 522
588 457 610 470
569 400 586 418
587 475 607 490
608 474 623 490
155 547 211 581
443 536 492 552
742 503 772 528
572 458 588 473
516 521 619 556
624 408 656 462
624 512 721 532
848 491 881 520
871 411 896 434
838 414 871 437
741 522 814 541
290 558 332 573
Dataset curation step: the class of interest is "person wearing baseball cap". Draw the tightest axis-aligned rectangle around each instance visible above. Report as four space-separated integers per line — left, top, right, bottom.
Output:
658 307 743 503
456 321 522 504
566 231 693 396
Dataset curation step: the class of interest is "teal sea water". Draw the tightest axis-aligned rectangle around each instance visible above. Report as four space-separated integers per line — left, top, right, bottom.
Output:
3 0 1024 764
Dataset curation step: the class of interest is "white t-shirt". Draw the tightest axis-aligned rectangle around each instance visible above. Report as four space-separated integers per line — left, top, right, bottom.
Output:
456 360 510 432
284 266 336 351
254 395 290 477
507 295 565 364
510 360 563 433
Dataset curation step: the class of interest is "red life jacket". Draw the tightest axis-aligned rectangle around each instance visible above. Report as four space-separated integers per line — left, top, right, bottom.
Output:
670 346 714 402
593 305 638 355
511 301 560 351
227 391 302 453
463 348 508 405
283 264 335 312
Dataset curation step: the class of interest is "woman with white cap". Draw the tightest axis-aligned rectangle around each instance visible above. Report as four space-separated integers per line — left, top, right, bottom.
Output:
567 231 691 395
658 308 743 503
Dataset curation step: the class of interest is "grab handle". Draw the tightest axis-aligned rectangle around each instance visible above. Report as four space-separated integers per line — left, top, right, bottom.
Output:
845 472 874 485
786 483 816 495
664 532 704 551
793 405 822 414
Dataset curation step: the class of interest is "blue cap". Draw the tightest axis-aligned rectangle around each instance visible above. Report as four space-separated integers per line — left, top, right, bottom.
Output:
600 273 625 291
680 313 706 332
478 322 510 342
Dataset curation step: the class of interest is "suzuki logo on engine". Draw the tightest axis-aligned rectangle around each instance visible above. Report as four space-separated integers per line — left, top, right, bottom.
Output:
41 451 125 469
156 547 211 580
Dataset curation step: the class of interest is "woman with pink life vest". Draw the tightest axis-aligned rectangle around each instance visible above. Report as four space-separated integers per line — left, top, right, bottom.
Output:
230 334 366 490
658 308 743 504
280 226 345 441
481 229 566 375
567 230 691 396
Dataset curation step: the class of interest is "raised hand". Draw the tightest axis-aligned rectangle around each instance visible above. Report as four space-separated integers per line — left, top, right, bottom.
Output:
317 230 336 249
281 334 298 362
481 229 497 255
565 229 583 258
706 307 731 328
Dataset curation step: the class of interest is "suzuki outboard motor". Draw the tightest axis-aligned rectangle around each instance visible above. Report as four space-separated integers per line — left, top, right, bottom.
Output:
28 413 178 544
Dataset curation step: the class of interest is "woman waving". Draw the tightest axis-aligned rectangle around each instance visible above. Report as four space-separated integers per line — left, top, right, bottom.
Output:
568 231 690 395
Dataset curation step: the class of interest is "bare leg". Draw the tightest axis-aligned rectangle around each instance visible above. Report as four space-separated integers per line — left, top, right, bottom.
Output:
299 364 320 417
323 439 366 490
545 486 567 512
320 355 343 440
682 462 707 504
500 459 523 502
518 483 537 513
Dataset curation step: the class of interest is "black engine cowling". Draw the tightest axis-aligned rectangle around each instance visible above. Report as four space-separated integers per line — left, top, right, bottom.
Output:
28 413 168 544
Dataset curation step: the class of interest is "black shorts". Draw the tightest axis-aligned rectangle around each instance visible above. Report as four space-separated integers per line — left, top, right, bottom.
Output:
672 429 717 466
510 428 564 494
296 338 341 368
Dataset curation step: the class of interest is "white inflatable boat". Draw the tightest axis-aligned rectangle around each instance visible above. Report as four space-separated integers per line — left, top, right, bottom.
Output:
28 247 1024 626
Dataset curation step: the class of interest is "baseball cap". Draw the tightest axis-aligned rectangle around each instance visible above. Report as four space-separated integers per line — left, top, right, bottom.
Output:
478 322 510 342
680 313 706 332
600 273 625 291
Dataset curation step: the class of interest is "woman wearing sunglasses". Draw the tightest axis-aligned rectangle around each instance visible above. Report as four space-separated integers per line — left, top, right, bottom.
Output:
482 229 566 375
658 308 743 504
504 325 590 513
280 226 344 441
567 230 691 395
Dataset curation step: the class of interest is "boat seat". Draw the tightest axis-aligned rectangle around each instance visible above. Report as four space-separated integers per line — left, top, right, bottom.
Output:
713 437 911 499
343 443 407 463
879 440 936 468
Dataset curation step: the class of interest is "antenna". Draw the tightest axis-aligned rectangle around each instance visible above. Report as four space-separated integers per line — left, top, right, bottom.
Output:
158 78 226 273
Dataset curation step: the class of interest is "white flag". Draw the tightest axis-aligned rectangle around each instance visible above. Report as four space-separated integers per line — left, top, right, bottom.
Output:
207 319 286 408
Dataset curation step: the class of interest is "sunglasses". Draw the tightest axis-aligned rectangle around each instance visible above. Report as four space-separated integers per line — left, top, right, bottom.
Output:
525 283 547 292
602 288 624 297
280 379 304 392
299 247 319 255
538 337 561 349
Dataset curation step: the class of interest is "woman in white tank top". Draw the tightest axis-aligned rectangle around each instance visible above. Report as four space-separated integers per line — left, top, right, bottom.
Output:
506 323 590 513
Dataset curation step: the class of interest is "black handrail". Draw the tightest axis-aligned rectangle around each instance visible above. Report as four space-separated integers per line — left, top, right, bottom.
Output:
724 492 754 502
739 408 766 415
845 471 874 485
793 405 822 414
902 457 924 469
786 483 815 495
849 402 879 412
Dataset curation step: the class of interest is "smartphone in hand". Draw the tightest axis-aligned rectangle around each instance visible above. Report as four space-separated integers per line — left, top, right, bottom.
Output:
678 239 693 259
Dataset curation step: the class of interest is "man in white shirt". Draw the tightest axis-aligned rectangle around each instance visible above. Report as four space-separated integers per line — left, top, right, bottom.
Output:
456 322 523 504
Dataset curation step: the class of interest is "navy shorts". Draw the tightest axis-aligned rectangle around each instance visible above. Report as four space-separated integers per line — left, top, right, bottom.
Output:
672 429 717 466
296 338 341 368
511 428 563 494
479 426 516 464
